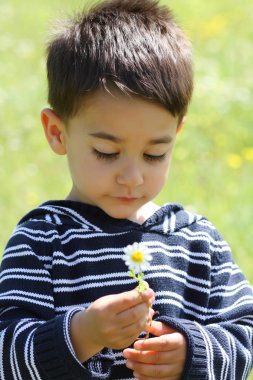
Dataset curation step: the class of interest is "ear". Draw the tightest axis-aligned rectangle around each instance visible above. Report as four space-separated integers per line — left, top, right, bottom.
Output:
176 116 186 135
41 108 66 155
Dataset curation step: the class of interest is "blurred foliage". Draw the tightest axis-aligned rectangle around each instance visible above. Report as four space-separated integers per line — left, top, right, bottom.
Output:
0 1 253 376
0 0 253 310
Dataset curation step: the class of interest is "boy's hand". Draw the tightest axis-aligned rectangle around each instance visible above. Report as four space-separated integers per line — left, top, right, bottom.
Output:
123 321 186 380
70 287 154 362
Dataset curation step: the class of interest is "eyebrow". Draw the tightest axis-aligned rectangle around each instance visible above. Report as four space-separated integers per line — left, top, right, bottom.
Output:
89 132 172 144
89 132 121 142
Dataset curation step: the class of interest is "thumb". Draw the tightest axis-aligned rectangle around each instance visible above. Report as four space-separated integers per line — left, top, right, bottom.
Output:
146 320 176 336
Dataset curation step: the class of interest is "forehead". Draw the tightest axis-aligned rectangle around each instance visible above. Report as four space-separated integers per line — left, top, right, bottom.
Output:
69 89 178 137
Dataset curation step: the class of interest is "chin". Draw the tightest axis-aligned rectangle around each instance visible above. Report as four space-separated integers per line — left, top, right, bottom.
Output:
108 211 133 220
102 206 136 220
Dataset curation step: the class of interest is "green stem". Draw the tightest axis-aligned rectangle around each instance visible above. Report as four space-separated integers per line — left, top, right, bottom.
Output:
128 270 147 293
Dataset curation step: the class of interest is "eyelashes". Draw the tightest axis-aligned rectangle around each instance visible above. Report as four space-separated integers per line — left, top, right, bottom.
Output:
144 153 166 162
93 149 119 160
93 149 166 162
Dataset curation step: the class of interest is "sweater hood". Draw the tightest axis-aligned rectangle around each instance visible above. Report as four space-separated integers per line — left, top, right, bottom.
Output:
18 200 204 234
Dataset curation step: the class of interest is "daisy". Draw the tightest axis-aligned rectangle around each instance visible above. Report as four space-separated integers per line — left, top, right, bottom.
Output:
122 242 152 292
123 242 152 273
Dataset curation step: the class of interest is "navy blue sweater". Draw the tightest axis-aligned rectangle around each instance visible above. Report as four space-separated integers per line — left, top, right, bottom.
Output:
0 200 253 379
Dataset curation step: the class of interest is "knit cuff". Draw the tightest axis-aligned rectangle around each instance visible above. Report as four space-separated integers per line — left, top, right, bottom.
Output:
34 308 114 380
156 316 207 380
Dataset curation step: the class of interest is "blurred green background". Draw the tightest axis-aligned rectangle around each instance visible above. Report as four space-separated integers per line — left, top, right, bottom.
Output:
0 0 253 372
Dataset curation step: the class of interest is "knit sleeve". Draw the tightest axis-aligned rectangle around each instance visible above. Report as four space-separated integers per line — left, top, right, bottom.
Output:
157 229 253 380
0 221 114 380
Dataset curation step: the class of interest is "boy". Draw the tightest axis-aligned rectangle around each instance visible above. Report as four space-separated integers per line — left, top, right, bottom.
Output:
0 0 253 379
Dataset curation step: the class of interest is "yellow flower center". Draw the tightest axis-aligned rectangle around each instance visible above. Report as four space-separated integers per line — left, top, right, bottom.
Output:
131 250 144 263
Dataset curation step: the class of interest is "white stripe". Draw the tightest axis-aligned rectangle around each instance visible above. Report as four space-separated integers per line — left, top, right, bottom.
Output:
53 254 123 265
151 265 210 285
114 359 126 365
51 264 210 287
52 270 210 295
197 220 216 229
241 326 253 379
227 328 236 380
2 251 35 261
0 295 54 309
154 298 206 319
0 268 49 276
45 214 52 222
40 205 102 231
54 247 123 259
25 330 43 380
210 282 252 298
0 274 51 283
163 215 169 233
61 231 127 244
154 295 253 321
54 277 138 293
63 308 85 366
0 306 19 316
145 272 210 294
155 290 208 314
0 290 53 302
14 227 55 237
1 251 51 263
54 271 127 284
218 340 230 380
169 211 176 232
3 244 31 253
209 325 230 380
211 267 241 277
12 231 58 243
148 241 211 259
11 321 33 380
53 214 62 225
185 210 195 225
197 323 215 379
0 329 6 380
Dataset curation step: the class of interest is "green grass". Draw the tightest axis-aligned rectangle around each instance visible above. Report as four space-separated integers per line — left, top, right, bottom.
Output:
1 0 253 376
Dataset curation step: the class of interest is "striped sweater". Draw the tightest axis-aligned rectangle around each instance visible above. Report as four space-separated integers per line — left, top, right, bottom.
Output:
0 200 253 380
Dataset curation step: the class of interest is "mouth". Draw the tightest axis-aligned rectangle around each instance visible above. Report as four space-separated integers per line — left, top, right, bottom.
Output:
116 196 139 202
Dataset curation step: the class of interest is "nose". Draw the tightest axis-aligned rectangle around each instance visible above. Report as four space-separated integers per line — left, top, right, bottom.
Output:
116 159 144 188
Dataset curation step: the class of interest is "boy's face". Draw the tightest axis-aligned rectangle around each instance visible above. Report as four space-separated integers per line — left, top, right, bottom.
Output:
44 90 179 222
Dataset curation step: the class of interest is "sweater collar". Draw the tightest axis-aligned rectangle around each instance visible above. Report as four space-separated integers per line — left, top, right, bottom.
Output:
19 200 202 234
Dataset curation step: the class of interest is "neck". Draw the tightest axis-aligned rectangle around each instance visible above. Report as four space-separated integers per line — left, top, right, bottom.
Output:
128 202 160 224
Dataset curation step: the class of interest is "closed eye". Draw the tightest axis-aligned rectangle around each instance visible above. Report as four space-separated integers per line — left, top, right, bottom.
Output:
93 149 119 160
144 153 167 162
93 149 166 162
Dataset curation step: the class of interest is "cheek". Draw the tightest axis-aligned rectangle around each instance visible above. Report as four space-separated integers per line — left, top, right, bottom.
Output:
67 149 92 180
68 152 112 185
146 165 169 192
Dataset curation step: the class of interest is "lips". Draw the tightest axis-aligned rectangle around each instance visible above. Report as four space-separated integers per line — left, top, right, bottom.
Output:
116 196 139 202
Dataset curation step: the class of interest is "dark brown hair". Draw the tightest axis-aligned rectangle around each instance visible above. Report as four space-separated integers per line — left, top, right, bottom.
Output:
46 0 193 122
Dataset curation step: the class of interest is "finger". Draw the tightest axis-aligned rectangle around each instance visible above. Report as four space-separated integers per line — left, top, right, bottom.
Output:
123 347 171 365
117 303 151 329
132 372 179 380
97 288 154 314
140 282 155 305
126 360 175 378
118 288 154 311
145 321 176 336
123 346 184 366
132 371 178 380
134 333 186 352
